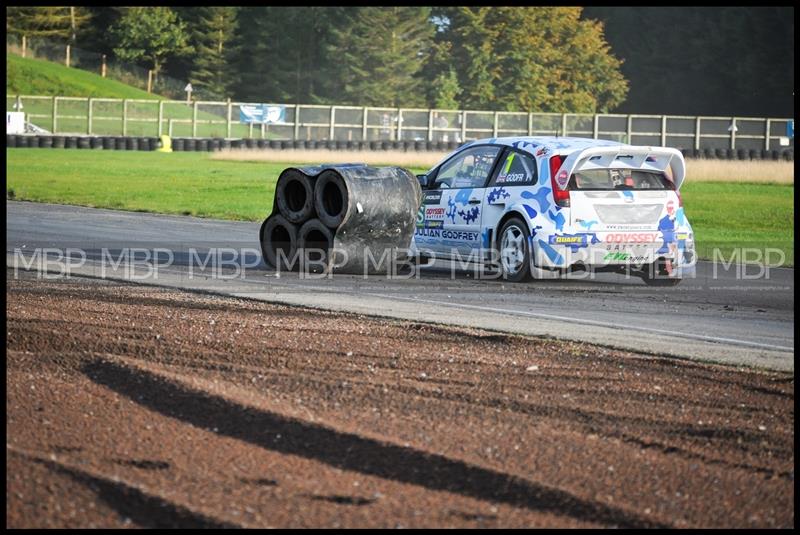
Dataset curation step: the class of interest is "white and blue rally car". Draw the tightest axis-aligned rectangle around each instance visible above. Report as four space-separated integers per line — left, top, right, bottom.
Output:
411 136 696 285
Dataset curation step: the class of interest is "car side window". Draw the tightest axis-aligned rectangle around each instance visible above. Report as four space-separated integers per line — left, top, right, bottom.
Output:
494 150 537 185
433 145 502 190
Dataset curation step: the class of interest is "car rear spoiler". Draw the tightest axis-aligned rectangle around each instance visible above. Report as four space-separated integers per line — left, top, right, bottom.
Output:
553 146 686 190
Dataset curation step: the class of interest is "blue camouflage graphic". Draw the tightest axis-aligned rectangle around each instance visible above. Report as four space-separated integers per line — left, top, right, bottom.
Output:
487 186 510 204
458 206 480 224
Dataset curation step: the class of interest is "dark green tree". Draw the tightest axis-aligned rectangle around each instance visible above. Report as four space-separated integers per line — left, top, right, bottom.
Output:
186 7 239 99
325 7 435 107
110 7 192 80
6 6 91 43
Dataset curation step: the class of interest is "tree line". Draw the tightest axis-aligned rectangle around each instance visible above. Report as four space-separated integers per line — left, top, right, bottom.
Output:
6 6 793 117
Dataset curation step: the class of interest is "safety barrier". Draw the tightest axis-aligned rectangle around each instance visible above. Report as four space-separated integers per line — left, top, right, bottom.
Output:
6 134 795 160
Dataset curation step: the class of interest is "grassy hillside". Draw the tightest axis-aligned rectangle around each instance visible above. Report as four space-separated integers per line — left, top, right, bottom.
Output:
6 53 163 100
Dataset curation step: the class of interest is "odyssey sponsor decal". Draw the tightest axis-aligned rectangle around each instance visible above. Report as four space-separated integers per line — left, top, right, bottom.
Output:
603 232 659 244
425 206 446 221
417 205 446 229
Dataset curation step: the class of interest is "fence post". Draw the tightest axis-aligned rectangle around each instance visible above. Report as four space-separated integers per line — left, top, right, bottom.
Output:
593 114 599 139
730 117 737 149
192 101 198 137
460 111 467 143
661 115 667 147
427 110 434 142
329 106 336 140
226 99 232 139
294 104 300 141
527 112 533 136
764 119 771 150
147 70 153 94
65 44 70 67
362 107 368 141
561 113 567 136
626 115 632 144
101 54 107 78
492 112 498 138
168 119 174 137
87 97 93 135
396 108 403 141
122 99 128 136
157 100 164 137
694 116 701 150
22 36 27 58
52 96 58 133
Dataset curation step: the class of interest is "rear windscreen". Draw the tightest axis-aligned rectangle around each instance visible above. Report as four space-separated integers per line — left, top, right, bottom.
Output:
568 169 673 190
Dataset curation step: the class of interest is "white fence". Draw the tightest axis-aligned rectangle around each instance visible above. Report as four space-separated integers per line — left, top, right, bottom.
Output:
6 95 794 151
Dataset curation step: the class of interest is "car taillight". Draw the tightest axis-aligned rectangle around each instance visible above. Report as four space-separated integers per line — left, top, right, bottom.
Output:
549 155 570 207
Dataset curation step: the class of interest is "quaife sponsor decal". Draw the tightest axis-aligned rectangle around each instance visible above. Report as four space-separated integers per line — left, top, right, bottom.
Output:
603 232 659 244
549 234 588 246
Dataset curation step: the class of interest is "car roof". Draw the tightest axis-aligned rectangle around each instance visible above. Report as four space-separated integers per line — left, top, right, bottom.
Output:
462 136 627 158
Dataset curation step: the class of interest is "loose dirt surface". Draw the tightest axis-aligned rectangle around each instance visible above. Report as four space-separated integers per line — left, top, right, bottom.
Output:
6 270 794 528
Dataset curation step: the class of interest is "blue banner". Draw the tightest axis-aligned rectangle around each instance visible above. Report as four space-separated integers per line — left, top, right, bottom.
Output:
239 104 286 124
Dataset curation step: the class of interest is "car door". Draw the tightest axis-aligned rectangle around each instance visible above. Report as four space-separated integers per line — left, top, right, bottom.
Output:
415 145 503 258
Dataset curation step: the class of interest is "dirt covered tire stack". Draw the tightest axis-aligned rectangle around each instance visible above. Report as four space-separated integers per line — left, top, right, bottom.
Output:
259 165 421 274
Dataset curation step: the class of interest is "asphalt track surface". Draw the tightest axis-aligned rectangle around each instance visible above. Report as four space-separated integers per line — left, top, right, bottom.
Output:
6 201 794 371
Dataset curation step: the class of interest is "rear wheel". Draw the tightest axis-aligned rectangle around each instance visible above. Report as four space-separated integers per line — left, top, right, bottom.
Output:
497 217 532 282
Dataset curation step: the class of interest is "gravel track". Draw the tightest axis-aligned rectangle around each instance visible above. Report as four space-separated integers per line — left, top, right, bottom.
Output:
6 271 794 528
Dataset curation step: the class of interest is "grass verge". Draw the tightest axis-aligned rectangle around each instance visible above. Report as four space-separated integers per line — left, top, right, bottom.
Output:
6 148 794 265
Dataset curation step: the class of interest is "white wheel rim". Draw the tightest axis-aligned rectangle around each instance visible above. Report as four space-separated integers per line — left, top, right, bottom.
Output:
500 224 525 276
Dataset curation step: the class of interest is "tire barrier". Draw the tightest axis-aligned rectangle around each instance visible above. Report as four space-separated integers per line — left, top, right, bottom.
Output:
260 164 421 275
259 214 298 271
5 135 794 160
275 168 317 224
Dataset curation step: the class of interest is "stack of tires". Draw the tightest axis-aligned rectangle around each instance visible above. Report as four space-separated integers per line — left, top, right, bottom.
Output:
259 164 421 274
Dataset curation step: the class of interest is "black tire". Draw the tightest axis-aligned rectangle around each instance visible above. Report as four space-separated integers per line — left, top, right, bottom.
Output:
297 219 334 273
7 134 18 148
275 168 315 224
52 136 65 149
259 214 299 271
90 137 103 149
39 136 53 148
313 169 349 229
65 136 78 149
78 137 91 149
496 217 532 282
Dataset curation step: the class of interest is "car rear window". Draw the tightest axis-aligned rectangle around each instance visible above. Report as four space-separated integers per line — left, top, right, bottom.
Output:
568 169 673 190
